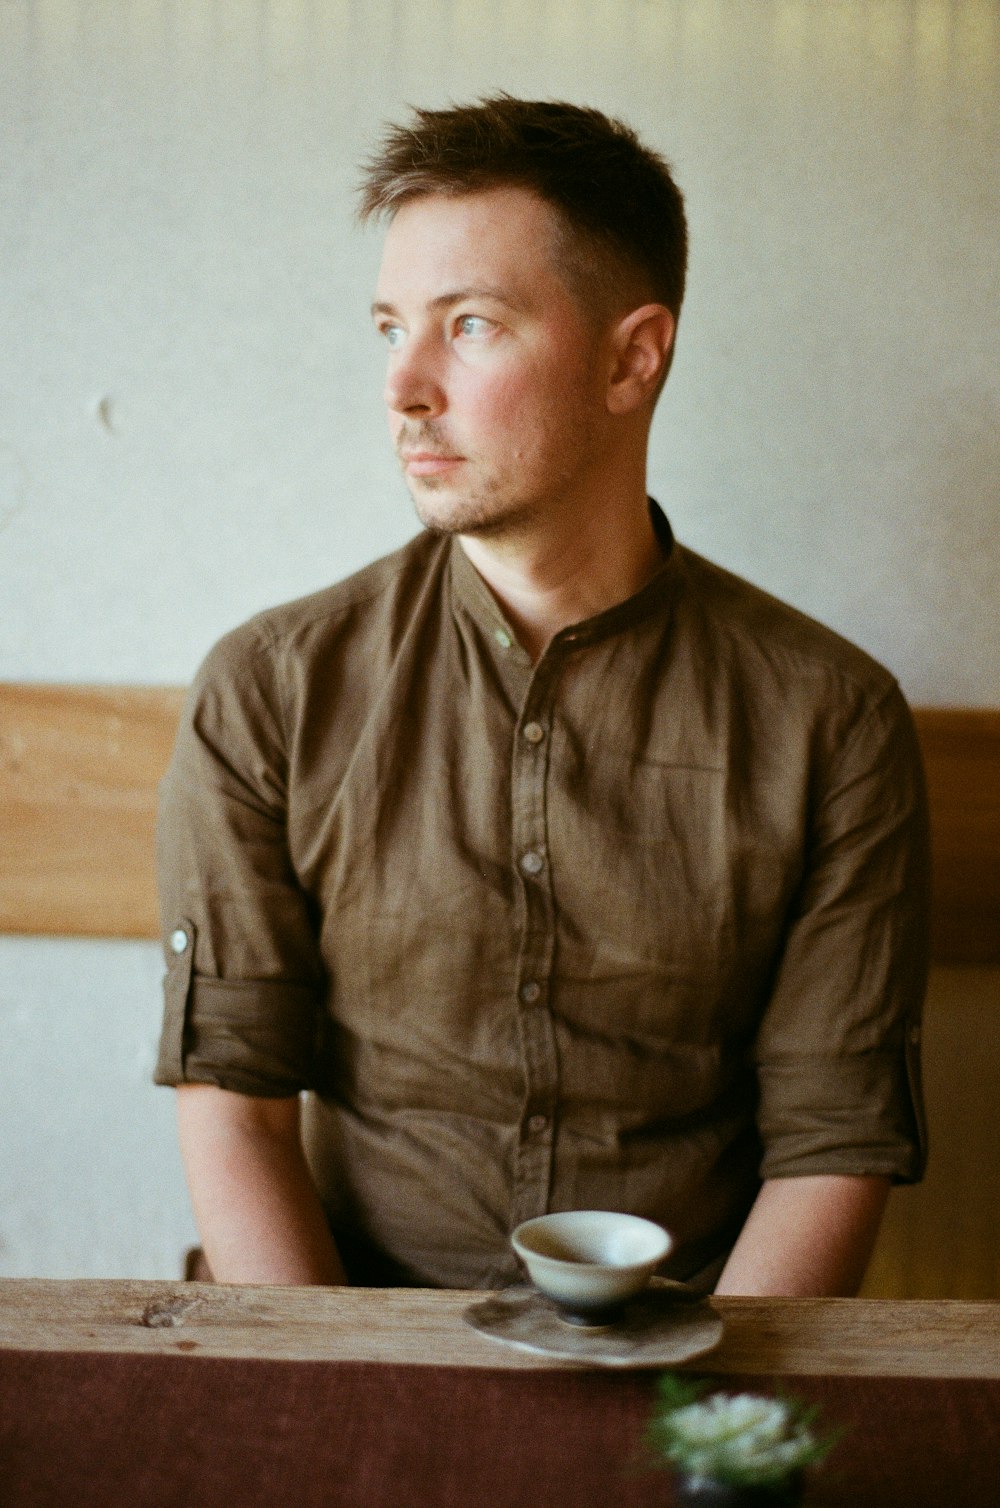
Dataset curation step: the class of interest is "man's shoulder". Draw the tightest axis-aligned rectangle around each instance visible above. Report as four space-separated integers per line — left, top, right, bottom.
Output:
674 543 898 702
204 530 445 677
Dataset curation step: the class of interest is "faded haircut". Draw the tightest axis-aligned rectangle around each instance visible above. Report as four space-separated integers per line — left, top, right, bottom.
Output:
357 94 688 325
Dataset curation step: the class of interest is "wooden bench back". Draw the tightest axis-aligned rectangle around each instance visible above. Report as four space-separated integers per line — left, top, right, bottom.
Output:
1 683 998 962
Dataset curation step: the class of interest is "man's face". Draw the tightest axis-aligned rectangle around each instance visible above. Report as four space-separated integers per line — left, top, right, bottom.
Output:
372 186 613 540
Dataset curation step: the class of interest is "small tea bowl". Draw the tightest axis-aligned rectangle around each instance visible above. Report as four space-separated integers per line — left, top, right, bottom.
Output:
511 1210 673 1325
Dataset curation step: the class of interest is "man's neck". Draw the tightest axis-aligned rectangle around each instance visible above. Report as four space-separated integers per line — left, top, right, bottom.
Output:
458 494 665 663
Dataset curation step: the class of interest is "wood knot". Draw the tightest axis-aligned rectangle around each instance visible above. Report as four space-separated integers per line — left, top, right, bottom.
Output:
140 1295 201 1329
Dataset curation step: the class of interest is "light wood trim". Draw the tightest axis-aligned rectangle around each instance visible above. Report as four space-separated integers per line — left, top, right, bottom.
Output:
0 686 998 962
862 966 1000 1301
0 1281 997 1378
915 708 1000 965
0 683 186 938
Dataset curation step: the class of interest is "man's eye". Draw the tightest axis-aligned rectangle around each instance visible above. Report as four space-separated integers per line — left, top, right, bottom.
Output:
457 315 491 338
381 325 405 350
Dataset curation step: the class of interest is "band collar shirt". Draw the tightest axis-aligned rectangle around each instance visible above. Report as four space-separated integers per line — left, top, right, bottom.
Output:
156 506 928 1289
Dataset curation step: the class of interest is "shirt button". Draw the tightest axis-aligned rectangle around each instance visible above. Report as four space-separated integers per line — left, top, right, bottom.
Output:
494 628 512 649
522 721 545 744
520 850 545 876
169 928 189 955
527 1114 548 1134
909 1025 922 1045
520 981 541 1004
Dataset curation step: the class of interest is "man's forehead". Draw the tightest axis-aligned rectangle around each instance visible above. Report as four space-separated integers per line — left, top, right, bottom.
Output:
377 183 558 266
374 185 566 300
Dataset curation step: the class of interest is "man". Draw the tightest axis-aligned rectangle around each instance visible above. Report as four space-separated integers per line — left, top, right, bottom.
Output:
155 97 928 1296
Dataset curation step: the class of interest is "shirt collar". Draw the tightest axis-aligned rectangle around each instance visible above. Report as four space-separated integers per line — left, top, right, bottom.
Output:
448 499 678 663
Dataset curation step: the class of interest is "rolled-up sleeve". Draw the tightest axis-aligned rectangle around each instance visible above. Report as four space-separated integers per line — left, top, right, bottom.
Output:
154 623 324 1097
754 680 930 1183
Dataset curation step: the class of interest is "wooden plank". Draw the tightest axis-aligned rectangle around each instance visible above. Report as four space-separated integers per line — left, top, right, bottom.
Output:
862 965 1000 1301
0 686 997 961
914 708 1000 965
0 683 186 938
1 1281 998 1378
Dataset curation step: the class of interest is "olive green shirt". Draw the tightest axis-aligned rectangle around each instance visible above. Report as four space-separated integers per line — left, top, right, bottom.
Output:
155 509 928 1289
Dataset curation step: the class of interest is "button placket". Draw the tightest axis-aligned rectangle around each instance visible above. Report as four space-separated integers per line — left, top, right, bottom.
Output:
509 674 560 1227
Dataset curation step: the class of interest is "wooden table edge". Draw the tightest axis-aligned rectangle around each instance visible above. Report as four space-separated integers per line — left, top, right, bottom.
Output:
1 1281 998 1378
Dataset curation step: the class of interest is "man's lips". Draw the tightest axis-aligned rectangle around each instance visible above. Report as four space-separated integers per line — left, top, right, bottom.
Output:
399 450 463 477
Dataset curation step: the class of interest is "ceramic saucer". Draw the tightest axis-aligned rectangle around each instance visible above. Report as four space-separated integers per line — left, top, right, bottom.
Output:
463 1279 723 1368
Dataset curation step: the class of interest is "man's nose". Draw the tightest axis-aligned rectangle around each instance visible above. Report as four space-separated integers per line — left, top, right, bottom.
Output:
384 336 445 418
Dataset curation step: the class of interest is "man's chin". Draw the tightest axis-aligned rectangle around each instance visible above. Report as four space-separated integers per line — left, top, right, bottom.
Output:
413 491 493 538
411 486 535 542
412 493 463 536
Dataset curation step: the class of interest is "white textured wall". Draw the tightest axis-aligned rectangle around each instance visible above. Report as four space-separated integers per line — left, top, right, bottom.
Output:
0 937 194 1277
2 0 998 1277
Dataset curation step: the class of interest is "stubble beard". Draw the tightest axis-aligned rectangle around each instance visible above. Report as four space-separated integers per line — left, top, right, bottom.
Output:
411 477 542 543
400 434 544 542
399 421 593 545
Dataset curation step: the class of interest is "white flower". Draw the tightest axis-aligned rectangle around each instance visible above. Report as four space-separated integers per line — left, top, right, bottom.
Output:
669 1395 792 1450
656 1390 824 1486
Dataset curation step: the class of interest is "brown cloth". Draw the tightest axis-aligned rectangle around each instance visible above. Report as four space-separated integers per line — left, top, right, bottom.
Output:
2 1353 997 1508
155 505 928 1288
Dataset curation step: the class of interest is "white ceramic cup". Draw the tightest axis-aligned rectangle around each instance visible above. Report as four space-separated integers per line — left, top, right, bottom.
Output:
511 1210 673 1320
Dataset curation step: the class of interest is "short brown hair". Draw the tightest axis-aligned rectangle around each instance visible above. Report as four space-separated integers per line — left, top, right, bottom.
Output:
357 94 688 322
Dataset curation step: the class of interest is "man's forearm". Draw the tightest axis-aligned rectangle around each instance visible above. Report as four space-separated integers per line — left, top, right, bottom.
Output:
177 1084 346 1285
714 1173 890 1297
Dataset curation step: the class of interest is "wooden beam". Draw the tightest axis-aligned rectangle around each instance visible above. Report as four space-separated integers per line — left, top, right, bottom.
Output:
0 683 186 938
916 708 1000 965
862 966 1000 1301
0 685 998 961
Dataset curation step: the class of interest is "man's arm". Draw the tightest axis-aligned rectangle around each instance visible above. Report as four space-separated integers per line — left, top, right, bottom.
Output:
176 1084 346 1285
714 1173 890 1296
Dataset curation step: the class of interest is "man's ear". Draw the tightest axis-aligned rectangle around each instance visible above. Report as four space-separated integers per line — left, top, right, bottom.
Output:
605 304 676 414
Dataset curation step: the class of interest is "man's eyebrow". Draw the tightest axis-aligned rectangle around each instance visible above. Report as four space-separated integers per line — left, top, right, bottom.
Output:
370 286 525 318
